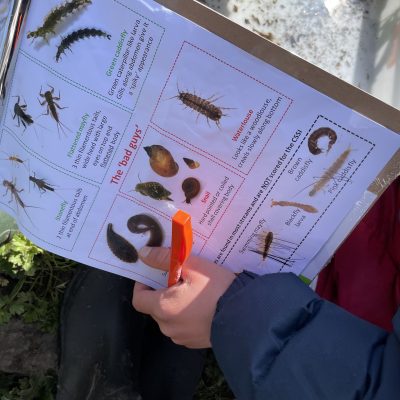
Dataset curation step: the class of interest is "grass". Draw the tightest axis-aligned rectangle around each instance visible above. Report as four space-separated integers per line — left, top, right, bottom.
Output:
0 371 57 400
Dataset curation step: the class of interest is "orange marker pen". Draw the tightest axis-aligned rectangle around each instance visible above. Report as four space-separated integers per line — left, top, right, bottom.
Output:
168 210 193 287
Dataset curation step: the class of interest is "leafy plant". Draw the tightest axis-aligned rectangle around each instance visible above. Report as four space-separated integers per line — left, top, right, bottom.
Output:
0 232 76 331
0 233 44 276
0 371 57 400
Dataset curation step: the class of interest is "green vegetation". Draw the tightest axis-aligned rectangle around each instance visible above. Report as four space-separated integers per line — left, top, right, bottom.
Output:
0 212 75 399
0 232 76 332
0 371 57 400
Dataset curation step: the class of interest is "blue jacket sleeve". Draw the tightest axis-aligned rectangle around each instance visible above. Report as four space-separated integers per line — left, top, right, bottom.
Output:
211 272 400 400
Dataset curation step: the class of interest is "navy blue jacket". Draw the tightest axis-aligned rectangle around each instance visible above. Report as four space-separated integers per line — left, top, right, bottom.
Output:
211 272 400 400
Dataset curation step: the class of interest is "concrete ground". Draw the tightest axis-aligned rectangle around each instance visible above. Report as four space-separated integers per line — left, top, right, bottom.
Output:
202 0 400 109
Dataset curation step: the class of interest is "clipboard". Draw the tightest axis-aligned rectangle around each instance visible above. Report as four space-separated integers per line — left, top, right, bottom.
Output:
0 0 398 287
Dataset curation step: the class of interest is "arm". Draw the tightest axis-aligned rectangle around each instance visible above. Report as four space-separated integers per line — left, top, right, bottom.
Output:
212 271 400 400
133 247 400 400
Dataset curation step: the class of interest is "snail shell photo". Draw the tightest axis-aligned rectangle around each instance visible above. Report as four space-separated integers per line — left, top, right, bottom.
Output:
182 177 201 204
183 157 200 169
144 145 179 177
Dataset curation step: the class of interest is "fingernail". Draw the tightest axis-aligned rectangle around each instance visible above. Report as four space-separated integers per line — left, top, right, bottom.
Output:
139 246 152 259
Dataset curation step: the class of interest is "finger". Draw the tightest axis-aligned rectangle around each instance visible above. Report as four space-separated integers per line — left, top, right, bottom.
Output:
139 246 170 272
132 282 163 315
134 282 153 292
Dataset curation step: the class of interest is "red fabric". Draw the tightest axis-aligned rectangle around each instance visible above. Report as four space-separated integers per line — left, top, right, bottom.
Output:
316 178 400 331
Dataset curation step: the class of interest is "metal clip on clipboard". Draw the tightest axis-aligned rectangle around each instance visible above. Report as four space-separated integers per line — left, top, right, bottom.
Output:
0 0 31 101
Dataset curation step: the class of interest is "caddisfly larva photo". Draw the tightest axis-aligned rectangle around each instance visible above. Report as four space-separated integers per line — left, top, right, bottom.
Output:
38 85 72 137
56 28 111 62
309 146 352 197
307 127 338 155
27 0 93 43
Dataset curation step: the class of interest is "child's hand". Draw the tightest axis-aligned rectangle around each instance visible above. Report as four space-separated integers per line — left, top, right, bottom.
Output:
132 246 236 348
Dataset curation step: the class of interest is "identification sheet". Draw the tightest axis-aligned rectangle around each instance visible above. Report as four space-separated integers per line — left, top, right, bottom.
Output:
0 0 399 287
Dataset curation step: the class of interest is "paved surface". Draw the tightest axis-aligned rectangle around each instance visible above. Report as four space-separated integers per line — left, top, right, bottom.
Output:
202 0 400 109
0 0 398 107
0 320 57 374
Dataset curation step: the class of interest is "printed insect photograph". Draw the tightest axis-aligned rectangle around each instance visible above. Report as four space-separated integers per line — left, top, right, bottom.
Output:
10 95 47 141
24 0 114 76
247 230 298 267
27 0 93 43
169 84 232 129
55 28 111 62
1 176 37 227
238 222 302 273
37 84 72 137
151 42 290 171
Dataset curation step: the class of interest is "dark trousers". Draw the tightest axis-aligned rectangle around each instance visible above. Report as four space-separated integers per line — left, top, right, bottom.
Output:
56 265 205 400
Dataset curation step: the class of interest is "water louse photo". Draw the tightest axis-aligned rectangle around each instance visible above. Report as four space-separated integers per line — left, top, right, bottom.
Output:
173 86 230 128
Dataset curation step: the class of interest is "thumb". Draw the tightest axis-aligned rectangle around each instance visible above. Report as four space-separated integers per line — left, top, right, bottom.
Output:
132 282 163 315
139 246 170 272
